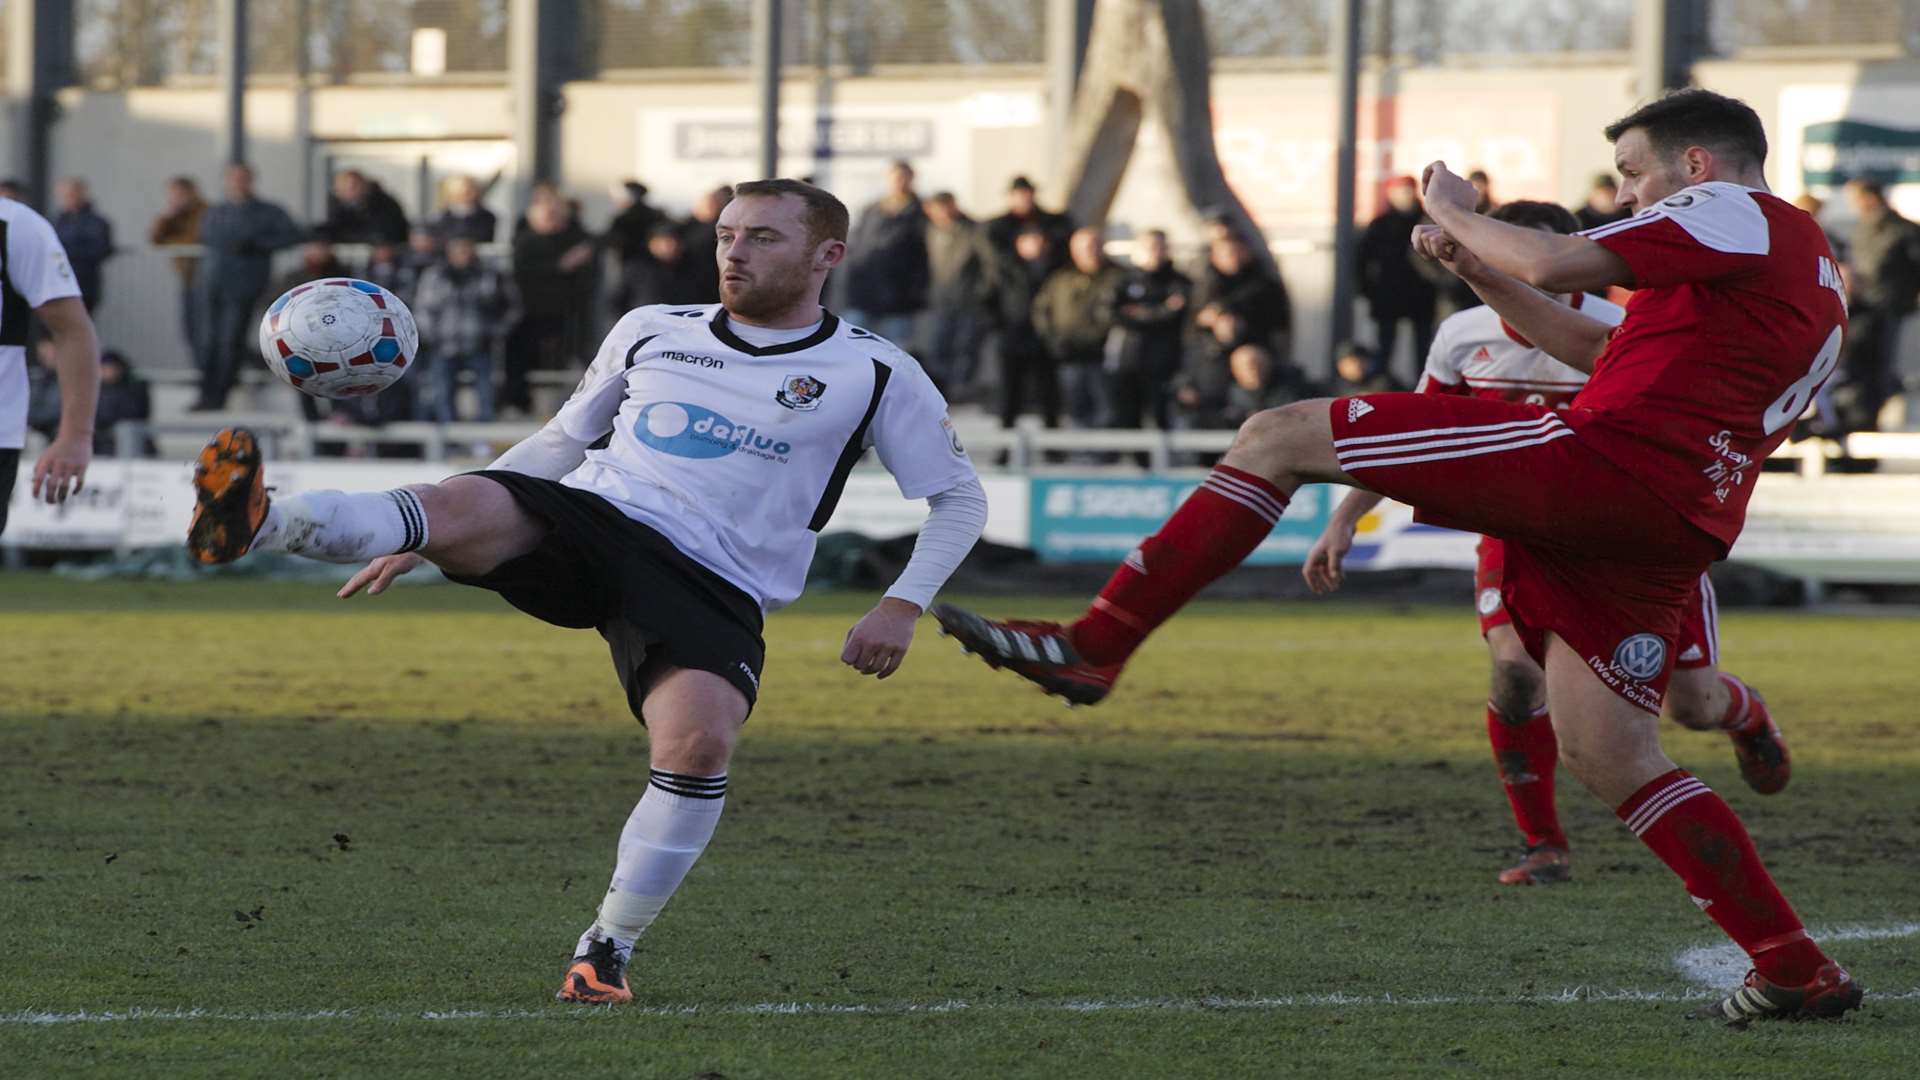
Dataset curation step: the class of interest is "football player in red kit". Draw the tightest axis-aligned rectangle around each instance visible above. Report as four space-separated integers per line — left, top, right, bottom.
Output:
1302 200 1789 889
934 89 1859 1022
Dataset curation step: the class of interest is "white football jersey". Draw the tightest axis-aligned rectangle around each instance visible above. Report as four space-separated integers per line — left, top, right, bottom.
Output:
0 199 82 448
553 304 977 611
1416 294 1625 408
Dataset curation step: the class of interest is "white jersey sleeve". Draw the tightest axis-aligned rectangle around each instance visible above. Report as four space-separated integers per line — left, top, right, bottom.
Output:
866 347 978 499
5 204 81 309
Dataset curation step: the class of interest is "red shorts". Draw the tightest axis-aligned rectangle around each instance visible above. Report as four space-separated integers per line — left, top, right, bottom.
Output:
1332 394 1723 714
1475 537 1719 671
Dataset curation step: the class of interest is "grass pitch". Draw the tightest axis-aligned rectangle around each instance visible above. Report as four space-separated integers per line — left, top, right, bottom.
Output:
1 575 1916 1078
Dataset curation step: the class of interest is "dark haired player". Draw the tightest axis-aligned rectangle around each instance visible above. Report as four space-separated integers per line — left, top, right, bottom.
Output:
185 179 987 1004
1304 199 1788 889
935 90 1860 1022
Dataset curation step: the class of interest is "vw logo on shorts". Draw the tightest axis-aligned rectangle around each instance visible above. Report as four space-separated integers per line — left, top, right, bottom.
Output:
1612 633 1668 682
634 401 792 461
1477 588 1502 616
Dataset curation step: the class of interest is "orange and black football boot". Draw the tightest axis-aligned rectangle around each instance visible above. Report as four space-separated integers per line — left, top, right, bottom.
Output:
187 428 269 565
556 936 633 1004
931 604 1120 706
1691 961 1863 1025
1496 845 1573 886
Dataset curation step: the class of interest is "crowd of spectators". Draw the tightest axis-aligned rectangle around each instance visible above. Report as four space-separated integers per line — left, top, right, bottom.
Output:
11 157 1920 458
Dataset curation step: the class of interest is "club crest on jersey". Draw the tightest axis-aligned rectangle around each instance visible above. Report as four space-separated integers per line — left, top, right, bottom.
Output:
775 374 827 411
1347 399 1374 423
1611 633 1667 682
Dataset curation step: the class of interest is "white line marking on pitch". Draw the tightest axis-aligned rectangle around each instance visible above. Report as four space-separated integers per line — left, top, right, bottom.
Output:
8 986 1920 1026
1674 922 1920 988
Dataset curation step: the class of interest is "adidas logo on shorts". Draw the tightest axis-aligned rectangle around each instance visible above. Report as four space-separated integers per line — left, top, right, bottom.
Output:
1347 399 1374 423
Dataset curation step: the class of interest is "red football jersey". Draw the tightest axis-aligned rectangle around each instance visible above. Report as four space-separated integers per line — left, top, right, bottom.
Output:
1416 294 1624 408
1567 182 1847 551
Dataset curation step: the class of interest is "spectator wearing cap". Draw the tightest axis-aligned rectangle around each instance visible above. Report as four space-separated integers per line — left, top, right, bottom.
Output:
985 175 1073 274
841 159 930 349
1356 176 1436 382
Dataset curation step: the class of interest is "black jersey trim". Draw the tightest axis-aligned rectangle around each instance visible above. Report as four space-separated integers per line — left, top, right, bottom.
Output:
623 333 661 369
710 309 840 357
0 220 27 348
808 357 890 532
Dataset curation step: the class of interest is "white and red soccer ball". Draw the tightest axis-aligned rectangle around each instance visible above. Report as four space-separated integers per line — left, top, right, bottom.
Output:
258 278 419 399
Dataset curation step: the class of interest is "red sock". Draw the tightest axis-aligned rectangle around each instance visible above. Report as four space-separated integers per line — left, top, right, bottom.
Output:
1487 704 1566 850
1071 465 1286 665
1617 769 1828 985
1718 673 1757 733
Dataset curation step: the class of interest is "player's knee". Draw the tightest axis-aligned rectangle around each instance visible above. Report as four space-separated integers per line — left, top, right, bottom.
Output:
651 721 737 776
1664 684 1717 730
1230 400 1323 473
1489 660 1542 725
415 475 542 575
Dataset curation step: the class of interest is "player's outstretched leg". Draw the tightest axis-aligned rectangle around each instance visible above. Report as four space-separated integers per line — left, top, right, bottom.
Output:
559 669 744 1005
1667 668 1790 795
1544 637 1860 1022
933 401 1351 704
188 427 543 577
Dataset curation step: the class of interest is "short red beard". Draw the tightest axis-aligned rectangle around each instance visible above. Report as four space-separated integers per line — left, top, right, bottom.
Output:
721 266 811 323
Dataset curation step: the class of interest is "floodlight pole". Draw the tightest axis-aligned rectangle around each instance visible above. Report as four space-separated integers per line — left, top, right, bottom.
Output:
1329 0 1363 360
752 0 783 180
219 0 248 166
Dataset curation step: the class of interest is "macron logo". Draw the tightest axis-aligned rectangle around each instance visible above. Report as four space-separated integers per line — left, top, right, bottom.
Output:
1347 399 1374 424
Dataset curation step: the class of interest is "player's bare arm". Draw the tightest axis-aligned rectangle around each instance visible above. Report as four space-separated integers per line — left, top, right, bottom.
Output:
1422 162 1632 295
30 296 101 504
1303 488 1385 595
1412 225 1612 373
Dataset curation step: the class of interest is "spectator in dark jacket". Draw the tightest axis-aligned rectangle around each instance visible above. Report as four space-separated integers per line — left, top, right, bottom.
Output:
1193 229 1291 358
323 169 409 244
605 180 667 269
984 175 1073 274
150 175 207 357
1107 229 1191 431
413 236 518 422
842 160 929 347
52 177 114 312
1833 177 1920 431
677 185 732 305
612 223 709 313
1033 226 1127 428
196 163 306 410
504 193 597 414
992 226 1061 431
430 174 498 244
1357 176 1436 382
922 192 995 395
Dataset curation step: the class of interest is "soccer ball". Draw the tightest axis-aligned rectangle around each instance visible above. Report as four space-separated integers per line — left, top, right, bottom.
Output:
257 278 419 399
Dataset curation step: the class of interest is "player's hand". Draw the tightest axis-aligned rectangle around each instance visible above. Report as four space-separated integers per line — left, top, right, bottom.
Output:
1412 224 1486 279
1421 161 1478 217
841 597 920 679
339 552 423 598
1302 524 1356 595
31 435 91 504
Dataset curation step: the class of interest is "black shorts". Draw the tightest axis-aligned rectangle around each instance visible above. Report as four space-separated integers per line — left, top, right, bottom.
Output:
445 470 766 719
0 448 18 538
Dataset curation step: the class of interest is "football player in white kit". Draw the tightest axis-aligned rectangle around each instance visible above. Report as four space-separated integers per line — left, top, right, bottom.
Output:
0 195 103 533
1303 200 1789 887
186 179 988 1003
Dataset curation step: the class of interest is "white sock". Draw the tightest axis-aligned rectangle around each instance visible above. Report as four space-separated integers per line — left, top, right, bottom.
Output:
251 489 429 564
583 770 728 952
